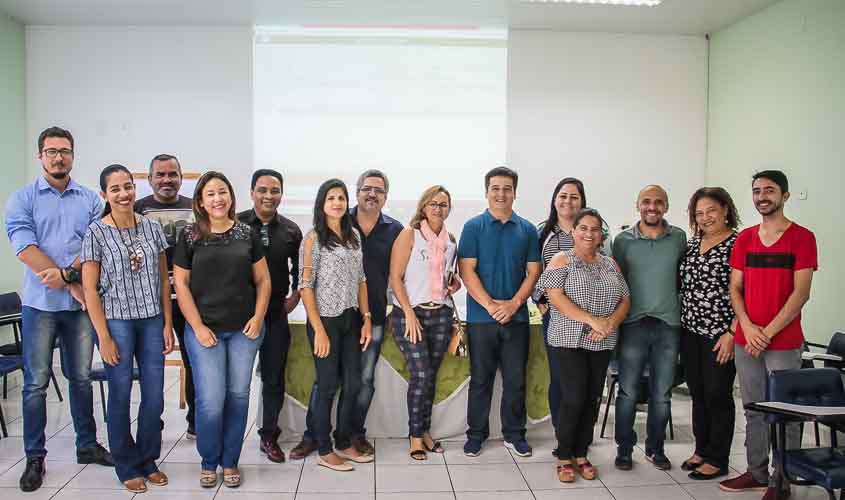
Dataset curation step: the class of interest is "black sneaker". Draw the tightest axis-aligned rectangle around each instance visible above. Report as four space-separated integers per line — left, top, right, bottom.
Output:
77 443 115 466
646 452 672 470
615 454 633 471
19 457 45 492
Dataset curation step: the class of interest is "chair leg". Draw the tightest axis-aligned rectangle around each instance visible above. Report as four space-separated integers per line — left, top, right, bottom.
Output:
49 370 63 402
2 374 6 399
814 422 821 447
668 408 674 440
0 400 7 437
98 381 107 422
601 379 617 439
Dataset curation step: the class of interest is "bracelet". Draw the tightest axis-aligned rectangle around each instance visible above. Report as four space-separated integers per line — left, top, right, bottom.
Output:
727 329 735 336
59 267 70 284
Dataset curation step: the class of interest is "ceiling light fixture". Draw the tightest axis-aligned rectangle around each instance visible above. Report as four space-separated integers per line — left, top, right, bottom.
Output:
523 0 662 6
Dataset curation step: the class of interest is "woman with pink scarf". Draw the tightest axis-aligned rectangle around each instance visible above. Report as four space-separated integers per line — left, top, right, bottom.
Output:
389 185 462 461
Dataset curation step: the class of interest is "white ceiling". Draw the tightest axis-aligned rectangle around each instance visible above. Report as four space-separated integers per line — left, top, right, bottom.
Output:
0 0 779 35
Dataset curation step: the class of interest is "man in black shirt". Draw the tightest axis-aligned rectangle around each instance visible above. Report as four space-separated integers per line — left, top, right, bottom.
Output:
134 154 196 437
290 169 402 459
238 169 303 463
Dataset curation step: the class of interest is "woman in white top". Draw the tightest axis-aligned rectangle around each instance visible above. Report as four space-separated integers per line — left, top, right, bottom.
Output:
389 185 462 461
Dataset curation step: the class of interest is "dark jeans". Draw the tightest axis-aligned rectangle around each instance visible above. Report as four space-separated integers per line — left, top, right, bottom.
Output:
303 322 384 443
258 308 291 442
541 312 561 434
21 306 98 458
390 306 452 438
553 347 612 458
185 324 264 470
614 317 681 456
466 321 529 443
306 308 363 455
680 330 736 469
104 315 165 481
172 306 195 429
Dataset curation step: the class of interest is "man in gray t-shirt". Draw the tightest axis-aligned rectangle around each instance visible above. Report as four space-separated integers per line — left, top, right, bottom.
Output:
611 185 687 471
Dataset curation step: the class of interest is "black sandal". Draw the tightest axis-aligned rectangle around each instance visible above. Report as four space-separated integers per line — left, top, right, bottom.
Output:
688 465 729 480
422 437 444 454
681 459 704 471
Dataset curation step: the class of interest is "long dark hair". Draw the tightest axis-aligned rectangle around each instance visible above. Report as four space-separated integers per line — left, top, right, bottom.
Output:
538 177 586 249
192 171 237 241
313 178 359 250
98 164 133 217
687 187 741 236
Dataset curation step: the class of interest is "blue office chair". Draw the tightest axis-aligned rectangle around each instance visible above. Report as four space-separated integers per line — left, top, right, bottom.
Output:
765 367 845 500
0 355 24 438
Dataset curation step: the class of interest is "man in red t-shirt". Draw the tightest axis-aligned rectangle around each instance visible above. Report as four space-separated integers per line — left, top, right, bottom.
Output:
719 170 818 500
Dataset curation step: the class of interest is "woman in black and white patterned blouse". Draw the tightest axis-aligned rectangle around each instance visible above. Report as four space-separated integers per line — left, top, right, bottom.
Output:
535 208 630 484
298 178 373 472
678 187 740 480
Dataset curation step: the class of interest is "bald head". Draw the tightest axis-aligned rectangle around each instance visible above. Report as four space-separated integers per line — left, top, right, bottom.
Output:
637 184 669 204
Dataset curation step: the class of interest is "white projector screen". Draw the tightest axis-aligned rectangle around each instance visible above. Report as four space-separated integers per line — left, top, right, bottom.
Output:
253 28 508 235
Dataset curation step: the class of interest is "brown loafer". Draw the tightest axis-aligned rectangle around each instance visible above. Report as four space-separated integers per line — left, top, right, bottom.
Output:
289 438 318 460
123 477 147 493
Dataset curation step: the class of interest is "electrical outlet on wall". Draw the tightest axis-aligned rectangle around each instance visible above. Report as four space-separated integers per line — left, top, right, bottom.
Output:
798 189 808 200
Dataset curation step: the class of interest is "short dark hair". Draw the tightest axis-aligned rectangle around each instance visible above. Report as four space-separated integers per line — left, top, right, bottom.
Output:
148 154 182 178
251 169 284 191
687 187 741 235
484 166 518 191
38 126 74 152
356 169 389 193
752 170 789 194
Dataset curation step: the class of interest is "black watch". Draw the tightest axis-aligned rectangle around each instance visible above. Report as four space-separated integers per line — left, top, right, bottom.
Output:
63 266 81 284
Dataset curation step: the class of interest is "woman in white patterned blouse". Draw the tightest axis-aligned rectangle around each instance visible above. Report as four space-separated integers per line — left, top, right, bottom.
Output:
298 178 373 471
536 208 630 484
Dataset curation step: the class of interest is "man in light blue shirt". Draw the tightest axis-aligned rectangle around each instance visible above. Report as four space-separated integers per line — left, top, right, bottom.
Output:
5 127 114 492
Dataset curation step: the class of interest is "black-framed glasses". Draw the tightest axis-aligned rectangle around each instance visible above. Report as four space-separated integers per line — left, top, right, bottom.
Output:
426 202 449 210
359 186 386 195
42 148 74 158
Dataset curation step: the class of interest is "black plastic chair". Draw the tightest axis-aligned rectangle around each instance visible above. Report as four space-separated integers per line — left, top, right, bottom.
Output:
764 368 845 500
599 358 683 439
0 355 24 438
90 362 141 422
0 292 63 402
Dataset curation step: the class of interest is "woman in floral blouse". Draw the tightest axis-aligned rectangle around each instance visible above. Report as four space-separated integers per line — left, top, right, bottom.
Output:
679 187 741 480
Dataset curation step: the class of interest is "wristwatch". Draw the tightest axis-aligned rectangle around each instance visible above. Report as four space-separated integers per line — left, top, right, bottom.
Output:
363 311 372 320
61 266 81 284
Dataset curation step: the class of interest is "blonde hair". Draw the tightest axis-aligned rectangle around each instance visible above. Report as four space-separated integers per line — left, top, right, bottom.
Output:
410 185 452 230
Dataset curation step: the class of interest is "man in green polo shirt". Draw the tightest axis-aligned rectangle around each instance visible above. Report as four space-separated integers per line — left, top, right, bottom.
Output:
612 185 687 471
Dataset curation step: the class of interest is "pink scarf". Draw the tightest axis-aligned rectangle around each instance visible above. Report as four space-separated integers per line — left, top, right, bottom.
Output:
421 219 450 301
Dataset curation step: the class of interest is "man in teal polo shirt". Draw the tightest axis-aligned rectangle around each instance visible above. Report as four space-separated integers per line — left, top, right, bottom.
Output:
458 166 542 458
612 185 687 471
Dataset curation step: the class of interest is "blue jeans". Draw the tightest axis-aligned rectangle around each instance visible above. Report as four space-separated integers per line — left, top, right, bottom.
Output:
21 306 98 458
185 324 264 470
303 323 383 443
104 316 165 481
541 312 561 435
614 317 681 456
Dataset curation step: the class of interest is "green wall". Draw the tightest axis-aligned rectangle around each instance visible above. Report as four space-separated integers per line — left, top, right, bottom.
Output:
707 0 845 343
0 12 26 295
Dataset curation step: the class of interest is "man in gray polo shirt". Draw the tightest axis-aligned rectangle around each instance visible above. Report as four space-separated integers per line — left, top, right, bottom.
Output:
612 185 687 471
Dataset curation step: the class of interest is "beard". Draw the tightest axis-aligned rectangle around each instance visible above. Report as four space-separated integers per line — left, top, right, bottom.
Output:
755 200 782 215
641 216 663 227
42 165 68 180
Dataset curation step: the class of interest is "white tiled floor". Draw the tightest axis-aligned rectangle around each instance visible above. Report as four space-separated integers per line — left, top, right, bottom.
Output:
0 368 838 500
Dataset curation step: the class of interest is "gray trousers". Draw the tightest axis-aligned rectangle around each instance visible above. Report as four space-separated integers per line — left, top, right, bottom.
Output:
734 345 802 487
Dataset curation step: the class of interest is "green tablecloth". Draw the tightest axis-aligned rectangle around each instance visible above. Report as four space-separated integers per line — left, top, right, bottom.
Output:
284 308 552 420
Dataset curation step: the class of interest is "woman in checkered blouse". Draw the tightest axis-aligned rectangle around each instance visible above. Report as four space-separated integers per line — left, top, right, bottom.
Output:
535 208 631 484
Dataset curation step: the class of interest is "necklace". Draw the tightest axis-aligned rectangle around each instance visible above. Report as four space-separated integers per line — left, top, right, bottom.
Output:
110 212 144 272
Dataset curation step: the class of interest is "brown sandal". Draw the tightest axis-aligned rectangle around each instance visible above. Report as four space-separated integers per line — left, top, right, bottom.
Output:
146 471 168 486
200 470 217 488
123 477 147 493
576 460 598 480
557 463 576 483
223 468 241 488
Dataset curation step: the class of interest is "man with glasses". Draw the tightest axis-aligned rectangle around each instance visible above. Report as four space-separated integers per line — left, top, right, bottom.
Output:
290 169 402 459
238 169 302 463
5 127 114 492
134 154 196 437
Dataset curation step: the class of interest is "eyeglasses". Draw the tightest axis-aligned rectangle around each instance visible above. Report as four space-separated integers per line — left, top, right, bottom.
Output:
426 202 450 210
359 186 386 195
42 148 74 158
